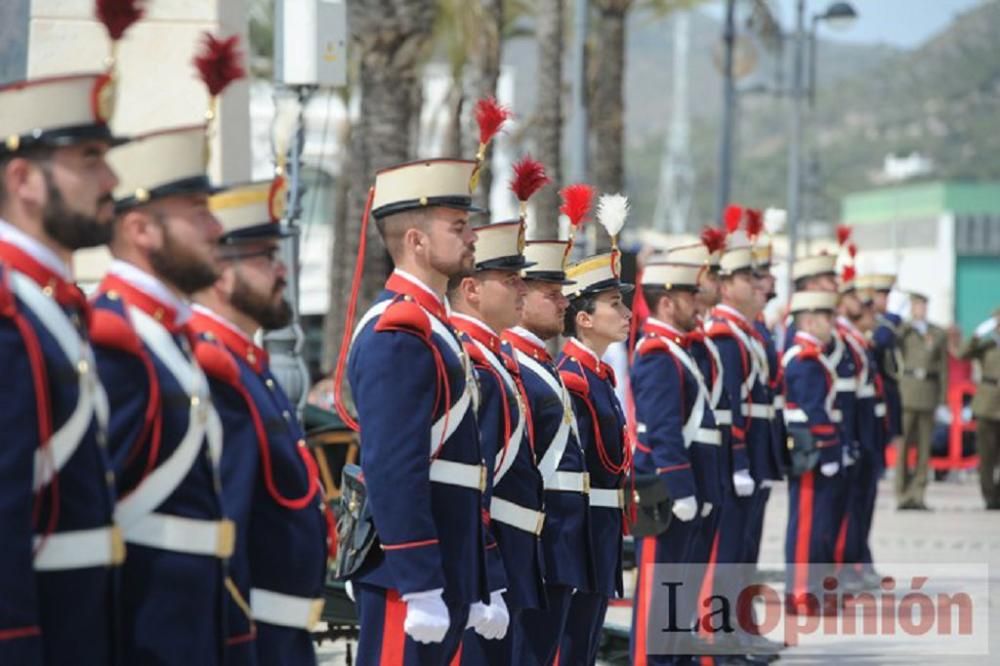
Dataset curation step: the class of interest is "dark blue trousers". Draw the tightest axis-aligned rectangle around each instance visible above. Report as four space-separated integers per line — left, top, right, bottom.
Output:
784 470 842 608
557 591 608 665
354 583 469 666
512 584 573 665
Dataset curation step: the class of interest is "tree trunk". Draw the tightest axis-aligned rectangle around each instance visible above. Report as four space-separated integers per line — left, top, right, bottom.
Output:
589 0 631 251
533 0 564 239
326 0 437 367
463 0 504 213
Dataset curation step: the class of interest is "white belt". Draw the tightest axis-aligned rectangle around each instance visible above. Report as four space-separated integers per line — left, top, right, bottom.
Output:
589 487 624 509
490 497 545 535
857 384 876 399
772 395 785 410
741 403 774 419
714 409 732 425
545 470 589 494
874 403 887 417
33 526 125 571
835 378 857 393
694 428 721 446
429 459 486 492
124 513 235 558
784 408 807 424
251 588 325 630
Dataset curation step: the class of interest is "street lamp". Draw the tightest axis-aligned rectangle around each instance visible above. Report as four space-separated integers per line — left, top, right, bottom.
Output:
786 0 858 295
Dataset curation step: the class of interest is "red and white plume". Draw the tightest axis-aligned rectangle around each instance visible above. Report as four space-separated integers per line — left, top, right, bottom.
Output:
509 157 550 219
470 97 511 190
842 264 856 284
847 242 858 260
95 0 144 42
723 204 744 234
596 193 629 250
560 183 595 255
700 227 727 255
194 33 246 100
836 224 853 247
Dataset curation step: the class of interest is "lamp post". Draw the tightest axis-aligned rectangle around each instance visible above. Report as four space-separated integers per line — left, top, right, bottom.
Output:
785 0 857 295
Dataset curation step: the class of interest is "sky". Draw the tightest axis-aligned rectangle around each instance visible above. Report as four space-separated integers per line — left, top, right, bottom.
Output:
703 0 988 48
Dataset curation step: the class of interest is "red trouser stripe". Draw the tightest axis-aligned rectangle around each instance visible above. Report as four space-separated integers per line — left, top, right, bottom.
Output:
794 471 815 603
633 537 658 665
380 589 407 665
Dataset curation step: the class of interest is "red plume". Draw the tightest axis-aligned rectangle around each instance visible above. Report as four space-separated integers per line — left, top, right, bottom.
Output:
836 224 852 246
95 0 144 41
746 208 763 239
842 265 856 284
193 33 246 97
474 97 511 147
723 205 744 234
700 227 727 254
509 157 550 203
847 242 858 259
559 184 594 228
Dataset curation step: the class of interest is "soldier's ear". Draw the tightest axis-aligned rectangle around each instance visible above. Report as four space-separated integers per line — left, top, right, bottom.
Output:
2 156 45 210
575 308 593 333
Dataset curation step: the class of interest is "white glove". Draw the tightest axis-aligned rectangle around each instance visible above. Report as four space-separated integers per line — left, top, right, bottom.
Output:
701 502 714 517
671 495 698 522
820 462 841 477
466 591 509 640
402 590 450 644
975 317 997 338
345 580 355 602
733 470 755 497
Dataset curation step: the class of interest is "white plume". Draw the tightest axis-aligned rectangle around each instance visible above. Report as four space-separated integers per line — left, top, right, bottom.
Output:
597 193 629 238
764 207 786 234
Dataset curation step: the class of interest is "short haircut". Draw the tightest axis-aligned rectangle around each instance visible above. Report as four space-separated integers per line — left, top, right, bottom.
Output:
374 208 431 259
641 286 670 315
0 146 54 206
564 293 598 339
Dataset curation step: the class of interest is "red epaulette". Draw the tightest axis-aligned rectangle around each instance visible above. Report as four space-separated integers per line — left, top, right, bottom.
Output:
462 339 489 367
89 308 143 355
636 335 671 357
194 340 240 385
560 369 589 396
375 298 430 339
706 321 735 339
797 346 821 362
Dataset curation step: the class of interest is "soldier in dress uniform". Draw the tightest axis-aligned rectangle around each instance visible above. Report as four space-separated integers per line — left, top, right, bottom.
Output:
557 228 632 666
959 311 1000 509
835 275 886 589
629 259 724 665
502 240 593 665
782 291 843 616
189 180 330 665
448 219 544 664
868 274 904 455
896 291 948 511
88 125 231 664
705 234 780 663
0 73 125 666
340 158 497 664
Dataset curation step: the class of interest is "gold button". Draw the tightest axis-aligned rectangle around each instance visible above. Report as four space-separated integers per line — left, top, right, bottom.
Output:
247 351 256 363
107 290 120 301
282 410 291 421
77 359 89 375
42 285 54 297
297 439 306 448
154 309 164 321
265 379 275 390
191 395 200 407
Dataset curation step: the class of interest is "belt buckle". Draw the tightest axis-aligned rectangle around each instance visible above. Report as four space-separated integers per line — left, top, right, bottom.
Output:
616 488 625 510
479 465 487 493
110 526 126 565
582 473 591 495
534 513 545 536
216 519 236 558
914 368 926 380
307 598 326 630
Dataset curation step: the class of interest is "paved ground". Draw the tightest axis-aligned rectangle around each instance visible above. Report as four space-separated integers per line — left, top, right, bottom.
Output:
316 473 1000 664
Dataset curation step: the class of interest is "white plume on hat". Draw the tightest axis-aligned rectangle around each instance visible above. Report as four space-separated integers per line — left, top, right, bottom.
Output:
764 207 786 235
597 193 629 239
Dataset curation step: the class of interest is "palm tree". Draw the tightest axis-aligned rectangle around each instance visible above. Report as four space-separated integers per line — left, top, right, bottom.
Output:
326 0 437 367
533 0 565 239
587 0 705 249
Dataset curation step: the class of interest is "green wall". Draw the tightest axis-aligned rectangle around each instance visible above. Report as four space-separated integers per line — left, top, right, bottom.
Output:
955 256 1000 335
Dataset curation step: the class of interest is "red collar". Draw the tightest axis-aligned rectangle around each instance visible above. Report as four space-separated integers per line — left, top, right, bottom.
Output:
385 271 448 322
793 331 824 353
643 318 687 346
562 337 616 385
502 328 552 365
98 274 186 334
836 318 869 348
189 309 268 373
451 313 502 355
0 241 87 312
